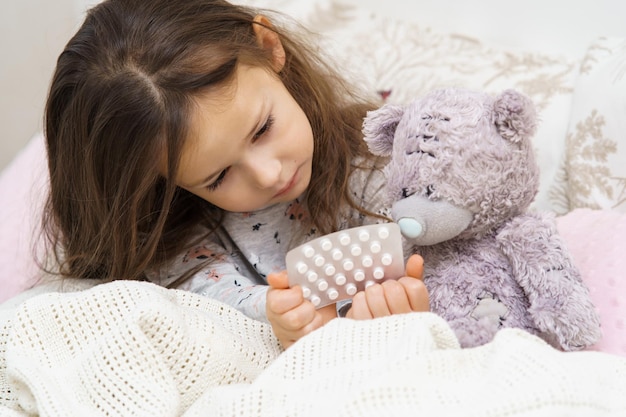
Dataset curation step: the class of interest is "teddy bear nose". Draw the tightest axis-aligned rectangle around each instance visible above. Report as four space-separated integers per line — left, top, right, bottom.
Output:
391 195 474 245
397 218 424 238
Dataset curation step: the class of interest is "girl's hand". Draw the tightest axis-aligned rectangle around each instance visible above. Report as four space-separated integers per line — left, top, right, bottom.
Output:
266 271 336 349
346 254 429 319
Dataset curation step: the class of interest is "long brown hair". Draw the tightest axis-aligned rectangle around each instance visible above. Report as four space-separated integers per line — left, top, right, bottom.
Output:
43 0 379 282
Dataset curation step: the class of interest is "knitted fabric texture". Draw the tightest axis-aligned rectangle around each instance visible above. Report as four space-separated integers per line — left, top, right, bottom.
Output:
1 280 626 416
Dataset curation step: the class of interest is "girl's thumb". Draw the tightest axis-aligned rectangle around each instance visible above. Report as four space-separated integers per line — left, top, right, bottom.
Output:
267 270 290 289
405 254 424 280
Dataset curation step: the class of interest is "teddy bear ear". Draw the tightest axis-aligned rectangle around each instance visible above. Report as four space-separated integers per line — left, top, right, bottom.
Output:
493 89 538 143
362 103 406 156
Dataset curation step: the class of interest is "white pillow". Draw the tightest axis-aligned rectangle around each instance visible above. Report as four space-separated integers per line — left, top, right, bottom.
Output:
550 36 626 213
242 0 581 213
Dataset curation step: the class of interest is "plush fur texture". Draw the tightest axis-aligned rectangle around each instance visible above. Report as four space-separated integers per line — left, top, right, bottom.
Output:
363 88 601 350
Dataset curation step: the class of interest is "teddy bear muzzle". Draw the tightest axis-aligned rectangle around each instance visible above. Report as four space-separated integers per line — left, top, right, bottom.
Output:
390 195 473 245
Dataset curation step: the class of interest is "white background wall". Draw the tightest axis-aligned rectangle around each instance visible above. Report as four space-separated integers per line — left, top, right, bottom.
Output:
358 0 626 60
0 0 92 171
2 0 626 171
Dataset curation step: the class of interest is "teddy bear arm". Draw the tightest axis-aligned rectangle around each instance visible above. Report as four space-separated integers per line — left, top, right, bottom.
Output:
495 214 601 350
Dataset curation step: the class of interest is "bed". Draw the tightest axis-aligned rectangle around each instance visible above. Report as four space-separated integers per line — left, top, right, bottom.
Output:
1 0 626 415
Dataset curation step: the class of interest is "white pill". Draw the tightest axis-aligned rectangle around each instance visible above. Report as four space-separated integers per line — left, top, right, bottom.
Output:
346 283 357 295
358 230 370 242
338 233 351 245
314 255 325 267
342 259 354 271
327 288 339 300
302 287 311 298
350 245 362 257
373 267 385 279
320 238 332 251
324 264 336 276
317 280 328 291
365 281 375 289
354 270 365 281
362 255 373 268
331 248 343 260
303 245 315 258
335 273 347 285
370 241 382 253
306 271 318 283
310 295 321 306
296 262 308 274
381 253 393 266
378 227 390 239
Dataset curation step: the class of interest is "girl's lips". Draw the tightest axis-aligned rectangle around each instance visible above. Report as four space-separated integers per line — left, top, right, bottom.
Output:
274 170 298 198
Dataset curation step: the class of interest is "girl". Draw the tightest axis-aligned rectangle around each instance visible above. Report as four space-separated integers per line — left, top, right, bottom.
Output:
42 0 429 348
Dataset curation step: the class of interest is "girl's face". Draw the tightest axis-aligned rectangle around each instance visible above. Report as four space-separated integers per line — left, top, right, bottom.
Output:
176 64 314 212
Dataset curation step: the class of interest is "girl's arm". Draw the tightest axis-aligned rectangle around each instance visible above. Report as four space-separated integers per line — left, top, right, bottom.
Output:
155 240 271 322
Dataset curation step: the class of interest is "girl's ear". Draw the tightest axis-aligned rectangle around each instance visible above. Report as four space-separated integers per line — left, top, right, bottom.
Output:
252 15 286 73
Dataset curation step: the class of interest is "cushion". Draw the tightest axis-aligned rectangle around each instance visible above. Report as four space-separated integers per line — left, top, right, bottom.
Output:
0 133 48 303
556 208 626 356
550 36 626 213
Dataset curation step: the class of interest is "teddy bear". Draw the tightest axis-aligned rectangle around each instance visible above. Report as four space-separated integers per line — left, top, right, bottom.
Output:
362 87 602 350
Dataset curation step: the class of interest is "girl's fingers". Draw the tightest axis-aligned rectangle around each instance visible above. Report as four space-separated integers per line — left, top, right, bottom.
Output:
346 292 372 319
348 279 426 319
278 311 324 350
267 285 304 315
405 254 424 280
300 310 324 334
381 280 412 314
364 284 392 317
398 276 430 312
272 303 324 349
275 299 317 331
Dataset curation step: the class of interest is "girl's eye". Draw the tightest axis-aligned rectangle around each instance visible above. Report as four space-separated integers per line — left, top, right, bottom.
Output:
206 167 229 191
205 115 274 191
252 115 274 141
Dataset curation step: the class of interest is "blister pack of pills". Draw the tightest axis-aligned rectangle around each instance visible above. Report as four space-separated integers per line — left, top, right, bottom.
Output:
286 223 405 308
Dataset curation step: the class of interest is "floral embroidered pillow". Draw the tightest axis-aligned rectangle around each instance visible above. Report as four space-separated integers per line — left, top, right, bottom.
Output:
550 36 626 213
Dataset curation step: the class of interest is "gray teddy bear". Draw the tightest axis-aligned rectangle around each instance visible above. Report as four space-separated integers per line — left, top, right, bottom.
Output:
363 87 601 350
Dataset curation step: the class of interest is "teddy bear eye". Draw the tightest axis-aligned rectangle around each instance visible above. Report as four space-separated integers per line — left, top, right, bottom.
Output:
426 184 435 197
421 113 450 122
422 134 439 142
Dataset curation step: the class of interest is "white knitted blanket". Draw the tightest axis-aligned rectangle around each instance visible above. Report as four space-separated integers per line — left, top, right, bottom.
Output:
1 280 625 416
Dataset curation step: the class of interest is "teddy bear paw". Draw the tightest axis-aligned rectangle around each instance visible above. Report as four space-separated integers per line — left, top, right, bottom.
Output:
537 312 601 351
471 295 509 327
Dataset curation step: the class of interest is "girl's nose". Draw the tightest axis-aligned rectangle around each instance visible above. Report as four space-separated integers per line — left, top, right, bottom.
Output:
245 154 281 189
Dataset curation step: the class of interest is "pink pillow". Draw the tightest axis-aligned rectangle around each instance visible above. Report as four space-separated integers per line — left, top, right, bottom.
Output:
0 133 48 303
557 208 626 357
